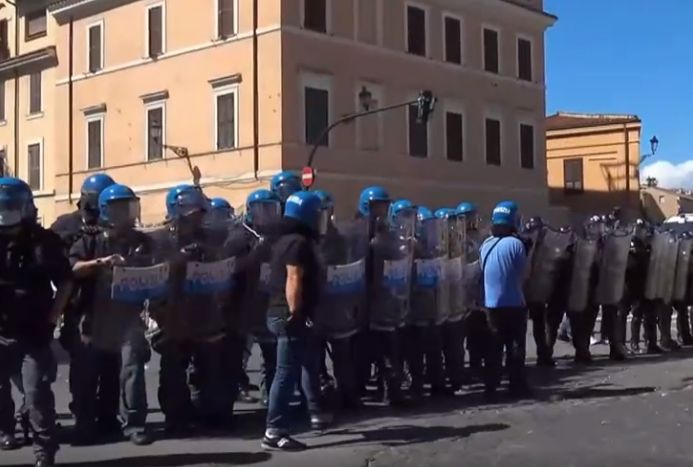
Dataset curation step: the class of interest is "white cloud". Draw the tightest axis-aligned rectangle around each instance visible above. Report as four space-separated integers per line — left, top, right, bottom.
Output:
640 160 693 189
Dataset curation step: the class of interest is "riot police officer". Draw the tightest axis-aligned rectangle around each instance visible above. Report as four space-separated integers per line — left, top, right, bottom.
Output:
70 184 153 446
0 177 74 467
262 191 324 452
270 171 303 205
60 174 123 445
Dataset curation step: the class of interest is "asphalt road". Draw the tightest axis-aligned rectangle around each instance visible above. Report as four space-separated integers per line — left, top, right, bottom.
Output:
3 326 693 467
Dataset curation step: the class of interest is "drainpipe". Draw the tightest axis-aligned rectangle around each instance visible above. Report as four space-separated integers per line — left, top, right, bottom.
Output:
252 0 259 179
12 3 18 175
68 16 74 203
624 123 631 209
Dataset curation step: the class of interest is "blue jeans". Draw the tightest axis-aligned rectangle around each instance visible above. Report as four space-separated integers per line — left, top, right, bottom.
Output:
265 314 321 434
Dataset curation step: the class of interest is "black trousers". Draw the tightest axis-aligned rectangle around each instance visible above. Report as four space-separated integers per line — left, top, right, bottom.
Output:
0 339 57 458
465 309 489 369
441 320 465 390
405 324 445 395
325 337 359 406
366 329 403 402
484 308 528 392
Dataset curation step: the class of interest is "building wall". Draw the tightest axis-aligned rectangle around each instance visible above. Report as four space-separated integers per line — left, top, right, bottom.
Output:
51 0 283 223
546 123 641 221
640 187 693 223
0 0 57 225
282 0 553 218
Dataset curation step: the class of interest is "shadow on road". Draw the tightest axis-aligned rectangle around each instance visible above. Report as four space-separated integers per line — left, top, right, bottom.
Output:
312 423 510 449
56 451 271 467
558 385 656 400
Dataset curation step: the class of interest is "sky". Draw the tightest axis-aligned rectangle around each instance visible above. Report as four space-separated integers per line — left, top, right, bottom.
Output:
544 0 693 188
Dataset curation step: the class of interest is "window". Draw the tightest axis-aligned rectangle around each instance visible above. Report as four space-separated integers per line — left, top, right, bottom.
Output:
408 104 428 158
304 87 329 146
0 19 9 60
444 16 462 64
215 89 237 150
87 22 103 73
27 143 42 190
659 195 666 205
0 80 5 121
29 72 41 115
446 111 463 161
406 5 426 56
483 27 499 74
485 118 501 165
0 148 6 177
520 123 534 169
217 0 236 38
518 37 533 81
146 105 164 161
25 9 47 41
147 4 164 58
303 0 327 33
563 159 584 193
86 116 104 169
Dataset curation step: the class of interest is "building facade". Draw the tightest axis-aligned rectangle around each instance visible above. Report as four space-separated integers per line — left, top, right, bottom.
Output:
1 0 555 224
641 185 693 223
546 112 643 224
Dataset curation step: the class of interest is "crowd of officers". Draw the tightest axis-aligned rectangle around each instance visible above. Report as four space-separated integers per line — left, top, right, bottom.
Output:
0 170 688 464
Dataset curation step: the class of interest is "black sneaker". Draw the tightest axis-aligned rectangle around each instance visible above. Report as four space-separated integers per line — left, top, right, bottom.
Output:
261 435 307 452
129 431 153 446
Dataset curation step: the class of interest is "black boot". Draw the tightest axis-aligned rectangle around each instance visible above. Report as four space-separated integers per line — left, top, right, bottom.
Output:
659 305 680 351
676 305 693 345
569 313 592 364
608 308 628 361
532 305 553 367
630 312 643 354
644 309 663 354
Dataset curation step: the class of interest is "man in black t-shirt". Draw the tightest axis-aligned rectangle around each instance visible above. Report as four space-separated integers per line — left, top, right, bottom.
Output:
0 177 73 467
262 191 325 452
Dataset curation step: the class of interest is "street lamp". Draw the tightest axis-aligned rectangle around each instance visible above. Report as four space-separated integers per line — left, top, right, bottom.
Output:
650 136 659 156
358 86 373 111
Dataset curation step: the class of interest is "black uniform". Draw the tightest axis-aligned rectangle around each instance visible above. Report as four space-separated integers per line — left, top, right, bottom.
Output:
0 225 72 462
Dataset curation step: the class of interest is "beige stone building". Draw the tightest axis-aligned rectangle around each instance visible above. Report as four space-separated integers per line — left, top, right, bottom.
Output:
1 0 556 224
546 112 645 224
641 185 693 224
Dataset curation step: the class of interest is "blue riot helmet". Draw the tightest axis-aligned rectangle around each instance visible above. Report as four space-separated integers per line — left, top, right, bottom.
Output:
270 171 302 204
491 200 520 229
456 202 479 231
98 184 140 230
79 173 116 222
284 191 322 232
389 199 417 239
313 190 334 236
0 177 37 229
434 208 457 220
524 216 544 233
358 186 390 218
210 197 234 218
246 189 281 230
166 184 209 222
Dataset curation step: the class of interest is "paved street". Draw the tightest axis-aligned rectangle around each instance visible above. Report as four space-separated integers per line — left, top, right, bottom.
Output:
4 333 693 467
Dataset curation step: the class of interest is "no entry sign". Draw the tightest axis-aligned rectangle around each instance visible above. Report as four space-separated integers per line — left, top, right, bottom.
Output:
301 166 316 188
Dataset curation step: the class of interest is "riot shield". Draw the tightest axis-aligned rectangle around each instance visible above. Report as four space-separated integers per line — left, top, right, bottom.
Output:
526 227 573 304
461 229 483 310
314 221 369 339
645 230 678 302
369 229 412 331
595 229 632 306
661 234 680 305
673 237 692 303
567 236 598 313
409 218 449 326
447 217 466 322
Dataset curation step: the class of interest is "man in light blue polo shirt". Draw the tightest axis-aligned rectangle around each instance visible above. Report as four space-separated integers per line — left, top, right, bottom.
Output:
479 201 531 398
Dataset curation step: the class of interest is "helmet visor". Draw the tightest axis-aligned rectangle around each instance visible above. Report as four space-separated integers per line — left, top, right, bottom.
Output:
369 199 390 220
0 198 24 227
174 190 209 219
318 208 332 236
105 199 140 228
248 201 281 228
393 208 417 239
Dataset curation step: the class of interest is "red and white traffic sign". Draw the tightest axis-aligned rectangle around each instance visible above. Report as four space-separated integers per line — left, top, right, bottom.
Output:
301 166 316 188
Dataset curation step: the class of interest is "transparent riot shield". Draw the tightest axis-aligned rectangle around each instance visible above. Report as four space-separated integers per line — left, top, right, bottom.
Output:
409 218 449 326
661 234 680 305
369 228 413 331
567 236 598 313
673 237 692 303
526 227 573 304
596 229 632 306
315 220 369 339
447 217 466 322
